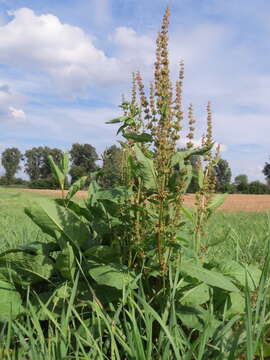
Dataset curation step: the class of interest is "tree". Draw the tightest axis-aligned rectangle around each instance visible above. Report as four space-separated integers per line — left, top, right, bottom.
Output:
234 174 248 193
69 166 86 184
213 158 232 193
263 160 270 184
248 181 269 194
24 147 62 182
70 143 98 183
101 145 123 188
40 147 63 179
1 147 22 184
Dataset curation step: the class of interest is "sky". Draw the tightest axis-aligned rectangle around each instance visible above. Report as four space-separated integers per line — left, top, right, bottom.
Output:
0 0 269 181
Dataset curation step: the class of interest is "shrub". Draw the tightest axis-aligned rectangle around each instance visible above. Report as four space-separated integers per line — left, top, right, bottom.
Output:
248 180 270 194
28 177 58 189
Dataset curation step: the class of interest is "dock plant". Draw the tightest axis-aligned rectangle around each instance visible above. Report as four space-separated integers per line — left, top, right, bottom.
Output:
0 7 269 359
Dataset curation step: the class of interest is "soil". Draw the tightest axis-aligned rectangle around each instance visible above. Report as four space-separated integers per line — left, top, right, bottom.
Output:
20 189 270 212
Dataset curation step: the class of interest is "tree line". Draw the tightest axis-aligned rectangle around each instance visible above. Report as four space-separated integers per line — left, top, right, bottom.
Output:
1 144 270 193
0 144 122 189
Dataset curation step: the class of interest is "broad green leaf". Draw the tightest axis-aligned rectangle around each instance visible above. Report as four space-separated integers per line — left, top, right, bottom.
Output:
48 155 64 188
106 116 130 124
25 199 93 251
18 241 60 255
0 280 23 322
216 260 261 291
56 199 91 221
84 245 121 263
0 251 54 285
171 143 214 168
180 262 239 292
123 132 153 143
61 152 69 175
65 176 88 203
133 144 157 190
55 243 76 281
226 292 245 318
0 267 25 286
88 262 137 290
177 305 220 334
207 193 228 212
96 187 131 203
87 180 101 207
180 283 210 306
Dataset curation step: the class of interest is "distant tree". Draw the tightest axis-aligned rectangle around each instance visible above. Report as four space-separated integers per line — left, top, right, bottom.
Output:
248 180 269 194
101 145 123 188
234 174 249 193
24 146 62 183
69 166 86 184
263 159 270 184
213 159 232 193
70 143 98 183
1 147 22 184
24 147 43 181
40 147 63 179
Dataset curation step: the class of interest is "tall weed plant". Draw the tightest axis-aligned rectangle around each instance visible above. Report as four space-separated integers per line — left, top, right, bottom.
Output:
0 7 269 359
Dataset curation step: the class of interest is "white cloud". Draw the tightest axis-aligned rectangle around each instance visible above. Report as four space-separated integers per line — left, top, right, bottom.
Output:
0 84 26 122
0 9 158 95
0 8 121 94
8 106 26 121
111 26 154 68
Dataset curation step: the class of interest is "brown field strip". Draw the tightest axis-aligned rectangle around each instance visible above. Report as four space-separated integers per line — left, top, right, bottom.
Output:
19 189 270 212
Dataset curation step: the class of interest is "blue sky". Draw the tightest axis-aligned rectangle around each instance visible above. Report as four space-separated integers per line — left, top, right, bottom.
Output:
0 0 269 181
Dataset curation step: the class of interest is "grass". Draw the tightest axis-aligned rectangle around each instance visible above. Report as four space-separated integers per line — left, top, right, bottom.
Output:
1 186 269 265
206 211 270 265
1 187 270 359
0 187 53 251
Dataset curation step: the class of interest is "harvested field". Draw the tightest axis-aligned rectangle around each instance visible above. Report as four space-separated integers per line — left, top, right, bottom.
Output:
21 189 270 212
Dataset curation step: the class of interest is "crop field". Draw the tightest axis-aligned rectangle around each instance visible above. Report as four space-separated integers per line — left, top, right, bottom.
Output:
20 188 270 212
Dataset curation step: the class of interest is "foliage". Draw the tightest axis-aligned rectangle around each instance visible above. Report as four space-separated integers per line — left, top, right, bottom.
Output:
214 158 232 193
48 152 69 198
234 174 249 193
262 158 270 184
24 147 63 182
101 145 123 188
1 147 22 184
69 143 98 183
248 180 270 194
28 177 58 189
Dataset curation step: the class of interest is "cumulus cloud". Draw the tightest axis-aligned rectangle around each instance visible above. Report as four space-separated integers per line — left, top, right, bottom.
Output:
0 8 159 95
110 26 154 69
8 106 26 121
0 8 121 93
0 84 26 122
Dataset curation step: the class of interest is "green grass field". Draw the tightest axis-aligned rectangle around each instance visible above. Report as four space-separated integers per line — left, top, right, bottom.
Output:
0 187 53 251
1 186 269 265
